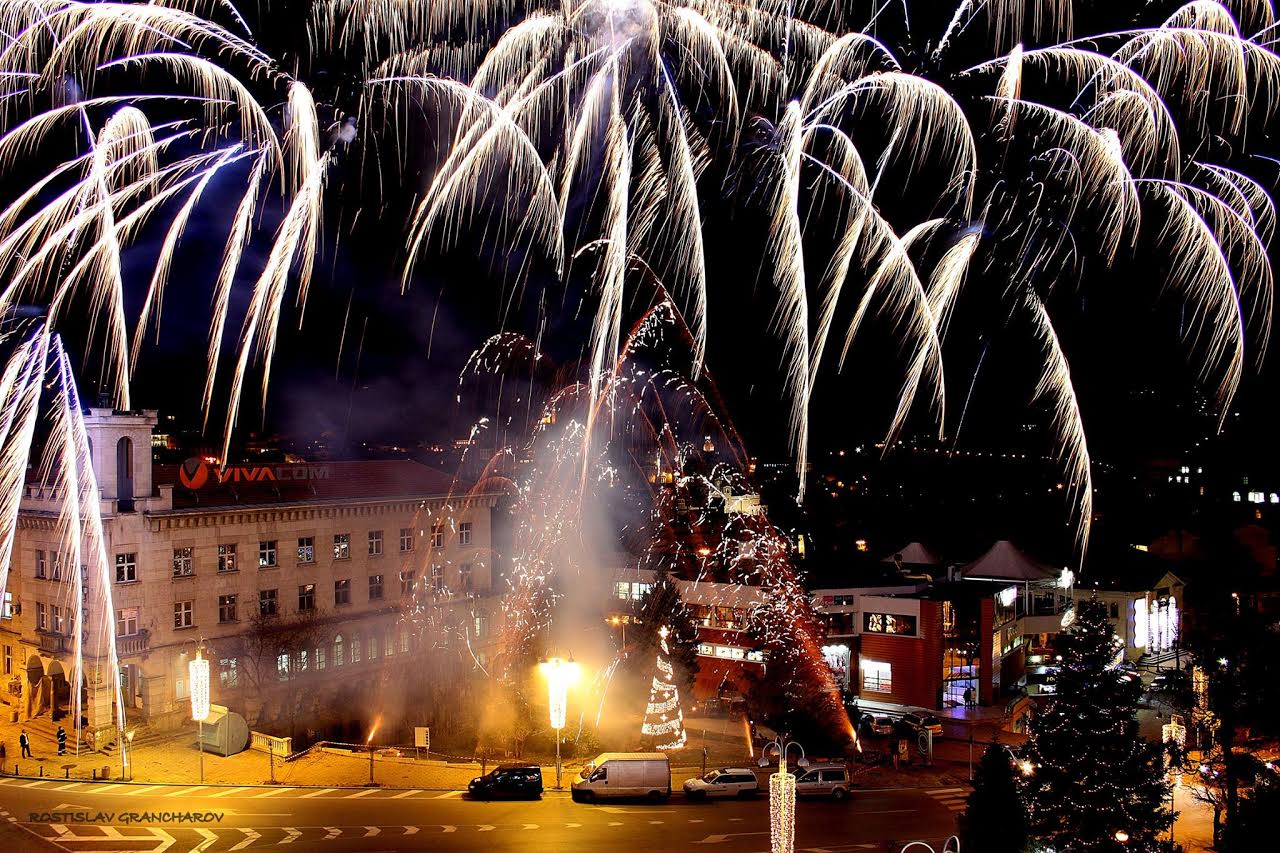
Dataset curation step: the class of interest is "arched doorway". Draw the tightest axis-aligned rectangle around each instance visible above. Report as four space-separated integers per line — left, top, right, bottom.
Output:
46 660 71 722
116 436 134 511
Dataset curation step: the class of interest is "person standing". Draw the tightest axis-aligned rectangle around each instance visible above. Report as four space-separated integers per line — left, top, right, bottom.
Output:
56 725 66 756
19 729 31 759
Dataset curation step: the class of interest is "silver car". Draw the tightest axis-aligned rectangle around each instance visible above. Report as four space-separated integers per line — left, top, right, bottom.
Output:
683 768 760 799
794 766 852 800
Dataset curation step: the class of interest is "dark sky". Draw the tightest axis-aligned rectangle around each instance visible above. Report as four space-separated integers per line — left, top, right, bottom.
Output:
31 0 1277 485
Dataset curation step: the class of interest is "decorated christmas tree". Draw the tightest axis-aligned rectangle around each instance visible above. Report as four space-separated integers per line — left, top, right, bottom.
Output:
640 626 687 750
960 744 1029 853
1024 598 1172 852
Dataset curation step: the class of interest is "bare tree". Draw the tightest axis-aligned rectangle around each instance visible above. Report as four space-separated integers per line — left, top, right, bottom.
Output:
223 609 330 728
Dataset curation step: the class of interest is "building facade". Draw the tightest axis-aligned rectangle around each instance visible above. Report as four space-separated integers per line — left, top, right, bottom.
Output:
0 410 501 745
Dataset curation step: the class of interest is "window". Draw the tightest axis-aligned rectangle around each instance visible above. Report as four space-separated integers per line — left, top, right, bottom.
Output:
431 564 444 593
298 584 315 611
459 563 473 592
173 600 194 629
1109 601 1120 619
384 628 395 657
861 660 892 692
258 540 277 568
217 544 237 573
51 554 62 580
1 593 10 619
36 602 46 631
297 536 315 564
333 533 350 560
315 646 326 670
369 634 379 660
351 636 362 663
218 594 238 623
259 588 278 617
400 570 415 597
172 547 194 578
431 523 444 549
368 530 383 556
51 604 62 633
35 550 45 579
219 658 238 688
400 629 409 654
458 522 473 546
369 574 384 601
115 552 137 583
116 607 138 637
474 614 488 638
335 579 351 606
399 528 414 552
333 634 345 667
277 653 290 681
863 612 917 636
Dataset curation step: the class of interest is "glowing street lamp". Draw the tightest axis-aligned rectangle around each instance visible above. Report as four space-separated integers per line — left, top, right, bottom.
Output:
758 738 808 853
539 656 580 789
189 645 211 784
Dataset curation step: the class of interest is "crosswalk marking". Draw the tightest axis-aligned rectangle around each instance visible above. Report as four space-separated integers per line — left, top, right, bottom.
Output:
924 786 970 813
252 786 294 798
300 788 338 798
51 782 83 791
164 786 207 797
121 784 165 796
208 786 249 798
345 787 379 798
390 789 420 798
432 790 462 799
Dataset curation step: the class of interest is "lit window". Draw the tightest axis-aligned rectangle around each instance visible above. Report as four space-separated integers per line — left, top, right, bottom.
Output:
219 658 238 688
458 522 473 546
399 528 414 552
431 524 444 549
334 634 344 667
369 574 384 601
172 547 194 578
35 550 45 579
297 536 315 563
431 564 444 593
335 578 351 606
259 588 278 617
259 541 277 568
400 570 416 597
277 653 290 681
368 530 383 556
298 583 316 611
459 563 473 592
333 533 350 560
36 602 46 631
861 660 892 692
116 607 139 637
115 553 137 583
864 612 917 635
369 635 379 660
217 544 237 573
173 600 194 629
351 637 362 663
218 594 238 623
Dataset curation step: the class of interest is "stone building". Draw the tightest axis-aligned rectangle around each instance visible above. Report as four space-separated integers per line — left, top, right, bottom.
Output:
0 409 501 745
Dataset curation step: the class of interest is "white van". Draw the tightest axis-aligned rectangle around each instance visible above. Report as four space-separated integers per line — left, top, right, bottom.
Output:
571 753 671 802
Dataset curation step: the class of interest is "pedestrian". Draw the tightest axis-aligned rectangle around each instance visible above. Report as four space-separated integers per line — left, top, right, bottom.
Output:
56 725 66 756
962 687 973 708
19 729 31 759
1 739 6 767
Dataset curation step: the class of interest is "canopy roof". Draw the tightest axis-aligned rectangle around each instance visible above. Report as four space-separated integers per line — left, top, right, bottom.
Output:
881 542 942 566
960 540 1057 581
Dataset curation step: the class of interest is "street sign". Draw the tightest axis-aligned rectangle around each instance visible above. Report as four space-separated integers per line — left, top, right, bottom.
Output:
414 727 429 750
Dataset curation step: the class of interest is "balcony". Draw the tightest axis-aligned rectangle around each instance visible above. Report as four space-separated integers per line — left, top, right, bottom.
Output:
117 630 150 658
37 632 70 655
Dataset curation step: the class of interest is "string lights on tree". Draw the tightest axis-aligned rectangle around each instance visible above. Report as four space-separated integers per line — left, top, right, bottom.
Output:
640 626 687 750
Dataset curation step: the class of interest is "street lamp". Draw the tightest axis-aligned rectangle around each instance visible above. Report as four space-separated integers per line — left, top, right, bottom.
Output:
189 645 211 784
120 728 135 782
758 737 808 853
1114 830 1130 844
539 656 580 789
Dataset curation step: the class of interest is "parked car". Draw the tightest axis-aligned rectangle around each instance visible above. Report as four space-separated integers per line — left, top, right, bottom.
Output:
901 712 943 736
683 768 760 799
572 753 671 802
468 764 544 800
864 715 894 736
794 765 852 800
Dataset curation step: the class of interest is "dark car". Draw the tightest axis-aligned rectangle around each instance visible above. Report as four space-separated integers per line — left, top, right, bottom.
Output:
468 765 544 800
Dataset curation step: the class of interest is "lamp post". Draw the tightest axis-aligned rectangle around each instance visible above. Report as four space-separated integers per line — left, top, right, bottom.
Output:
120 728 135 782
189 645 210 785
539 656 580 789
758 737 808 853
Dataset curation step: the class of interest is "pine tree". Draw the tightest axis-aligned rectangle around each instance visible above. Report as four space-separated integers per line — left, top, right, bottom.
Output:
633 572 699 694
640 626 688 750
960 744 1029 853
1024 598 1172 852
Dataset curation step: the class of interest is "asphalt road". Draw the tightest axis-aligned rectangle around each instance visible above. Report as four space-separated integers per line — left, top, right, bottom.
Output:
0 776 963 852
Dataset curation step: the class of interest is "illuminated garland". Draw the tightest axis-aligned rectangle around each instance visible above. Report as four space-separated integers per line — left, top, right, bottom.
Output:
770 770 796 853
641 626 687 750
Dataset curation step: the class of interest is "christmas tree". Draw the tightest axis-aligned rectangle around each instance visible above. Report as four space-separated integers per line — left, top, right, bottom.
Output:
640 626 687 750
1024 598 1172 852
960 744 1029 853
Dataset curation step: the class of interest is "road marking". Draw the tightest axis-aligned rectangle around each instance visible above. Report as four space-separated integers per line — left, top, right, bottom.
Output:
441 825 457 833
280 828 301 844
345 788 379 798
403 827 419 835
565 822 582 828
363 827 380 837
207 787 249 798
164 786 207 797
477 824 495 832
390 789 420 799
521 824 539 830
694 831 769 845
432 790 462 799
608 821 622 826
21 780 53 788
649 820 665 824
689 819 704 823
252 787 294 798
192 828 218 852
230 828 261 850
931 787 967 793
83 784 117 794
51 783 83 791
300 788 338 798
323 827 341 840
121 784 165 796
